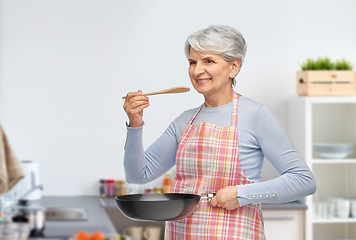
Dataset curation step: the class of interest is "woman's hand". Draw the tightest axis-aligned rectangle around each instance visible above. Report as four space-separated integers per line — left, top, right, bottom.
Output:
123 90 150 128
210 186 240 210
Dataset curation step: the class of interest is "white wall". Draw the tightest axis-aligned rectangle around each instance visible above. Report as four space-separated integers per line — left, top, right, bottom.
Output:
1 0 356 195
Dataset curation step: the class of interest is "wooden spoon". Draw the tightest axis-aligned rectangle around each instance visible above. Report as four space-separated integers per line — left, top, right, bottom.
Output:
122 86 190 99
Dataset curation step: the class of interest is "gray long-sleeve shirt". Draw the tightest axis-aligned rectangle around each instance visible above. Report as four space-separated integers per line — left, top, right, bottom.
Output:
124 96 316 206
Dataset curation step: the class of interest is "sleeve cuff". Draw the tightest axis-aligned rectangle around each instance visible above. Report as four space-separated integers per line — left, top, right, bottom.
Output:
126 121 145 129
236 185 250 206
124 121 145 150
236 183 278 206
237 197 250 207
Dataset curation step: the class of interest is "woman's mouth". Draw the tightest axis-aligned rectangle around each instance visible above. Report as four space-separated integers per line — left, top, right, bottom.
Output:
196 78 211 84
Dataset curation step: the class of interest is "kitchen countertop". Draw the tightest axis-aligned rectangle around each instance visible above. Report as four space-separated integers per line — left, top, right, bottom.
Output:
29 196 117 239
107 197 307 235
100 197 307 210
25 196 305 239
261 201 307 210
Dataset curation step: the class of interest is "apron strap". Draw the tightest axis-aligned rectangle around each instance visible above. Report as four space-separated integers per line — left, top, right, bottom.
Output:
187 104 204 126
231 91 239 128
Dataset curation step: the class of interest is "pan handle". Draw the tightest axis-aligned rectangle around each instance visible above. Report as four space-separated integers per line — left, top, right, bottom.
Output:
200 193 216 202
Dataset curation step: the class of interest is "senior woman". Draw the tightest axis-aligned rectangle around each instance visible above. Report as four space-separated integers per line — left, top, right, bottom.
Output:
123 25 316 239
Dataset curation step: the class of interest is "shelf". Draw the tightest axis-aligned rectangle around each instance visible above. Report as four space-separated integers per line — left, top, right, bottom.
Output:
290 96 356 104
312 159 356 164
288 97 356 240
313 218 356 224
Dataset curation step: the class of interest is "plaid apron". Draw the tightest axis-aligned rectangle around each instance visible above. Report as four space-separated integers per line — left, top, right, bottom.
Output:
165 92 265 239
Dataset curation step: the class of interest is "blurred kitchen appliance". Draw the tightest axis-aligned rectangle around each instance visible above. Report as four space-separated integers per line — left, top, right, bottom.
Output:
8 160 42 200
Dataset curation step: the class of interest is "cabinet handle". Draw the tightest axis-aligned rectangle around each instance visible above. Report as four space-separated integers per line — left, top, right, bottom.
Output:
264 217 295 221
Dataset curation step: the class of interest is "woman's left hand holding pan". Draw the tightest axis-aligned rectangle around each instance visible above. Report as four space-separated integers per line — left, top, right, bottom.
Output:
210 186 240 210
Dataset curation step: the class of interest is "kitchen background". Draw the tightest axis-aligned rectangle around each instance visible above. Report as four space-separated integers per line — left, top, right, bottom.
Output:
1 0 356 196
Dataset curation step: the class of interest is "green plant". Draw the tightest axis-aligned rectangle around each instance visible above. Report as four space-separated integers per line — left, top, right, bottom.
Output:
335 58 353 70
300 58 314 70
315 57 334 70
299 57 353 70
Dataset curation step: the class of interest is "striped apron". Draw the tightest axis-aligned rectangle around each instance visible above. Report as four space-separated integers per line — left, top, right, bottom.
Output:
165 92 265 239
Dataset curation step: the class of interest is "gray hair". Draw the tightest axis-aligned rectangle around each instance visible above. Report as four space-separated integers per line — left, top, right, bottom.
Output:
184 25 247 85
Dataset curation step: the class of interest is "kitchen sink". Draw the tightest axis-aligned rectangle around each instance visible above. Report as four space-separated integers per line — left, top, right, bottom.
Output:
45 207 88 221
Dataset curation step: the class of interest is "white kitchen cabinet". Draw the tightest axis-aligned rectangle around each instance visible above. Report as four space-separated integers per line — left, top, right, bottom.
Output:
288 96 356 240
263 210 305 240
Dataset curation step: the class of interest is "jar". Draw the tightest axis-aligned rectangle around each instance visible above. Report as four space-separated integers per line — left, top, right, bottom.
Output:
153 188 162 193
106 180 116 197
99 179 106 198
144 189 154 194
115 180 127 196
162 174 172 193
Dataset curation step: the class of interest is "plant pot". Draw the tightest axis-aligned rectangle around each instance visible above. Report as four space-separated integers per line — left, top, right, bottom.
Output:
296 70 356 96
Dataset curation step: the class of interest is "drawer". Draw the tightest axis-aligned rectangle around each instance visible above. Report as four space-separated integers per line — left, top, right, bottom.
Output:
263 210 305 240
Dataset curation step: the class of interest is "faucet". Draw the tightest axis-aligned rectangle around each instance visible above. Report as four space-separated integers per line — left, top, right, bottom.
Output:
19 184 44 201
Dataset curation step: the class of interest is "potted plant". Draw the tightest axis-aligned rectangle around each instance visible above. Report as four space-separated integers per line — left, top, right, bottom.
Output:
297 57 355 96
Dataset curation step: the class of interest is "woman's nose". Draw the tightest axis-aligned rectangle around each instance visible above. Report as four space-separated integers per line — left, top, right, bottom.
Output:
194 62 205 77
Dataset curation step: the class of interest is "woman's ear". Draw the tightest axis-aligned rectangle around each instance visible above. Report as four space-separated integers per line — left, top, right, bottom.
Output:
230 58 241 78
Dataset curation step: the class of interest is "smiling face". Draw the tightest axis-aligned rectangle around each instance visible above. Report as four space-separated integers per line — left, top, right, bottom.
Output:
188 48 240 106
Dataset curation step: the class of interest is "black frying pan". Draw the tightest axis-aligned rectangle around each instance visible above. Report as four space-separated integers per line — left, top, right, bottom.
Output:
114 193 215 221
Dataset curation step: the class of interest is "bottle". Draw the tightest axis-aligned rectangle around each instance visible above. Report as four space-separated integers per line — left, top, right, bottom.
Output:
99 179 106 198
106 179 116 197
115 180 127 196
162 174 172 193
0 195 3 222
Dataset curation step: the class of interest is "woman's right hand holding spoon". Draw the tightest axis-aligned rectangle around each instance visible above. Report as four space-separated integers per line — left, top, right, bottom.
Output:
123 90 150 128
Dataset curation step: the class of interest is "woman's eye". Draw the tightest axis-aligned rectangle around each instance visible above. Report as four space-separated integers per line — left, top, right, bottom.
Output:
207 59 214 64
189 61 196 65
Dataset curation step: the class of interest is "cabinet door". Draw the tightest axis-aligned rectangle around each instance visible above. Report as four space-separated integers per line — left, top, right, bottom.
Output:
263 210 304 240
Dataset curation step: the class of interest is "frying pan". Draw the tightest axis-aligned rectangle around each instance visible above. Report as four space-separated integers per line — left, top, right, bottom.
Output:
114 193 215 222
